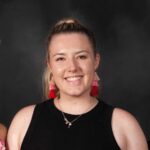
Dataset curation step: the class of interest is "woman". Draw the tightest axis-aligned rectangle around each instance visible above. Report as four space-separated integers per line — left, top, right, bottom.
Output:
0 123 7 150
7 18 148 150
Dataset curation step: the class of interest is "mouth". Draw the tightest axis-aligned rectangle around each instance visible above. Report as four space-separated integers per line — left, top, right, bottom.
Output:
64 75 83 82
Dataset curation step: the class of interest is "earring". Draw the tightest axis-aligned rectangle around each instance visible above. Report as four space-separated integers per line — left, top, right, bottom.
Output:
48 81 56 99
90 72 100 97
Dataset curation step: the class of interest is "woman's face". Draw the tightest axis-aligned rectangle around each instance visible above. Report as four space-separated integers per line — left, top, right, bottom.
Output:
48 33 100 98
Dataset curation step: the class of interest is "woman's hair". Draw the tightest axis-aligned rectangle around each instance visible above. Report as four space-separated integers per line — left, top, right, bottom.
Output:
43 17 97 100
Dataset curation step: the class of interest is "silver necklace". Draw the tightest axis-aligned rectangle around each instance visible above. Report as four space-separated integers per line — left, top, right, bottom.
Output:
61 111 82 128
56 99 98 128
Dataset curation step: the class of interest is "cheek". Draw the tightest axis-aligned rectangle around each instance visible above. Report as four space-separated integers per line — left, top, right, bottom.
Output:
50 64 65 78
82 60 95 79
81 60 95 73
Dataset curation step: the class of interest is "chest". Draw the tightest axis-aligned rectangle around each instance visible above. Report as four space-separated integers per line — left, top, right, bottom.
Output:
21 116 120 150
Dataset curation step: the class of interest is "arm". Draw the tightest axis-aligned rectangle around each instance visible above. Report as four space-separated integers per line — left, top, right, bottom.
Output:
7 105 35 150
112 108 148 150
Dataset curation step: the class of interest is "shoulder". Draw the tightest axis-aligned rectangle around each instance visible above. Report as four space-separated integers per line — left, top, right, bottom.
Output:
7 105 36 150
0 123 7 140
112 108 148 150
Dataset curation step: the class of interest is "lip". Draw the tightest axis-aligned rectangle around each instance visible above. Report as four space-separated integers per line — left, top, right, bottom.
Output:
64 75 83 82
64 75 83 78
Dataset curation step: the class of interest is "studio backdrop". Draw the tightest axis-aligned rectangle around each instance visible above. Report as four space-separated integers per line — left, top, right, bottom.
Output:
0 0 150 141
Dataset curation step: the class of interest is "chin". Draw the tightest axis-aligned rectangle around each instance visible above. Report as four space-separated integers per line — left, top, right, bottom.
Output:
66 92 82 97
65 89 89 97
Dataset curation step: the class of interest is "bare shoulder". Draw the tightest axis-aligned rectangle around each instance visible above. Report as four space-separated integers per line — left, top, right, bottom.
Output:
7 105 36 150
112 108 148 150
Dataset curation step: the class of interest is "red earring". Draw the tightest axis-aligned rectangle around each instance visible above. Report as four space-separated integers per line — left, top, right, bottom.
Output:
48 81 56 99
90 72 100 97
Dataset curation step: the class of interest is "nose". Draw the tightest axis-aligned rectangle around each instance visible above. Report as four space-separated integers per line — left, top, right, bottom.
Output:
68 58 78 72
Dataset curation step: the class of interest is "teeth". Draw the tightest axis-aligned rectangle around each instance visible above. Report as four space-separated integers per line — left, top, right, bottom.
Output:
66 76 81 81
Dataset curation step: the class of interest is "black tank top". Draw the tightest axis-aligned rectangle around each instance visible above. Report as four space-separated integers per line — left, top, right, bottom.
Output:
21 100 120 150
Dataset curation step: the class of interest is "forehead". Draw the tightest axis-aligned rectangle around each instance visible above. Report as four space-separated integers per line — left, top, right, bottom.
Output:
48 33 93 53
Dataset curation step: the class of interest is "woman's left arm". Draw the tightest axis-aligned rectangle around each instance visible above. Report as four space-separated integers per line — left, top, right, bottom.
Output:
112 108 148 150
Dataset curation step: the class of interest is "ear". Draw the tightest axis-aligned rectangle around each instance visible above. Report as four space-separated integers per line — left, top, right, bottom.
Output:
94 53 100 70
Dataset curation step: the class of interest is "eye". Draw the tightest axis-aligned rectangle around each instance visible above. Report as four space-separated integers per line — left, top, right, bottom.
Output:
78 55 87 60
55 57 65 61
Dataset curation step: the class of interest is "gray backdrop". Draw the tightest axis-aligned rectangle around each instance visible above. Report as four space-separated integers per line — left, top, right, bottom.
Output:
0 0 150 140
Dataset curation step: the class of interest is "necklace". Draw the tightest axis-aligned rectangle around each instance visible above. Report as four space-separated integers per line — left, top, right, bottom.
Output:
61 112 82 128
56 99 98 128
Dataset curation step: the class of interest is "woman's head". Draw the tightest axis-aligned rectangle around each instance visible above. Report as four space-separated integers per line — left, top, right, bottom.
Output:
43 17 100 99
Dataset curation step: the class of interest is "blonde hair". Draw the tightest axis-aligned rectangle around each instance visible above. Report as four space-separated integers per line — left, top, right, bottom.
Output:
43 17 97 100
42 66 51 100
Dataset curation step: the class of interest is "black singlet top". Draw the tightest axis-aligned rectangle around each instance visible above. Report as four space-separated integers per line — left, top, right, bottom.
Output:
21 100 120 150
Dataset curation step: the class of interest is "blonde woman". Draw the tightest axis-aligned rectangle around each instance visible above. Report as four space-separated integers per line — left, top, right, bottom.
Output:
7 18 148 150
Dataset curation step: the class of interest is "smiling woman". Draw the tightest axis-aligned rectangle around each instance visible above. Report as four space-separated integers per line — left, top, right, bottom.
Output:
43 18 99 100
7 18 148 150
47 33 99 100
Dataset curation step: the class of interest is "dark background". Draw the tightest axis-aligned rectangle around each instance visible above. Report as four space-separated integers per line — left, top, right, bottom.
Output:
0 0 150 140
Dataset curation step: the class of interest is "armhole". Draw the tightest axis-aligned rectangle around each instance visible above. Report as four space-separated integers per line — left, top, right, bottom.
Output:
110 108 121 150
102 103 121 150
20 104 40 149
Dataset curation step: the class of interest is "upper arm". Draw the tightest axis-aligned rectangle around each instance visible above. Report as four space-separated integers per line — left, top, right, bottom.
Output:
112 108 148 150
7 105 35 150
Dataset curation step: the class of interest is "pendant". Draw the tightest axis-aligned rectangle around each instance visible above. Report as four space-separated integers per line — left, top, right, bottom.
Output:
68 122 72 128
64 118 69 124
64 118 72 128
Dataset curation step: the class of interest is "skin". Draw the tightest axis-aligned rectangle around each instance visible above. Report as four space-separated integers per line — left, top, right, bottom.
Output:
0 123 7 141
7 33 148 150
48 33 100 114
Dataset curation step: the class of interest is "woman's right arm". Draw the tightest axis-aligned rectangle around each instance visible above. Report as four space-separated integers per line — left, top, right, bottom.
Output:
7 105 35 150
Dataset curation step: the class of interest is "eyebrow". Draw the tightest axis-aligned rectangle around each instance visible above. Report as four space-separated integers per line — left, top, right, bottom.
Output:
75 50 89 54
52 50 89 57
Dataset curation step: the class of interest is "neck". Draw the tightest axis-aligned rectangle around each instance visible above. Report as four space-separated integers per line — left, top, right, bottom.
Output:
54 94 98 115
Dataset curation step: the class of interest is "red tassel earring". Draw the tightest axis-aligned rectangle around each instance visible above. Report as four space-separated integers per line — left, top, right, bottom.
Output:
90 72 100 97
48 81 56 99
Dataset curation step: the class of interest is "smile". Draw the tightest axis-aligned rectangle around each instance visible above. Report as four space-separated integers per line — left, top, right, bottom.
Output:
65 76 83 82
